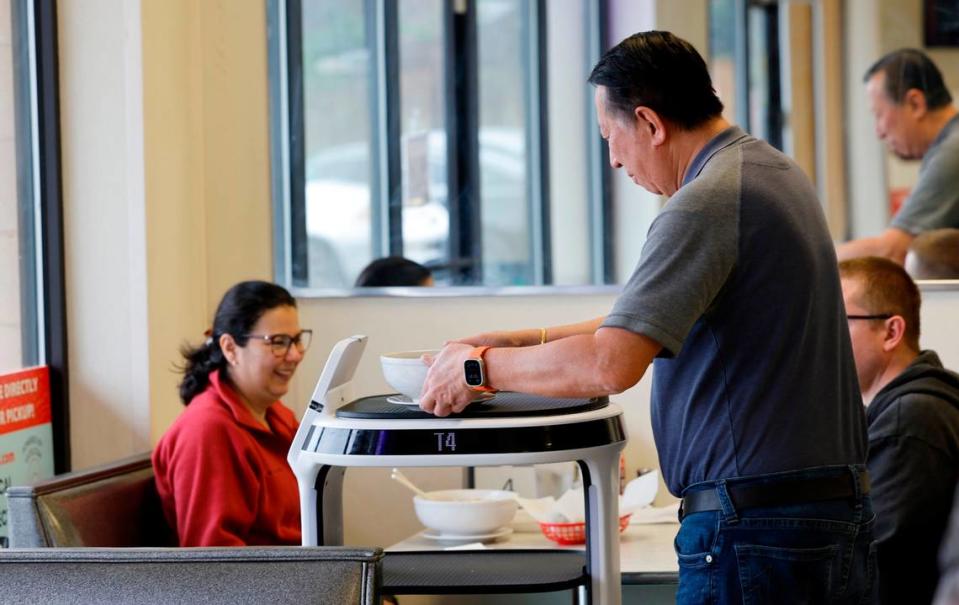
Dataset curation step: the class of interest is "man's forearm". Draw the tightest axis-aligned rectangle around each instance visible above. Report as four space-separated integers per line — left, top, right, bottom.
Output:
484 327 660 398
836 228 913 264
542 316 607 342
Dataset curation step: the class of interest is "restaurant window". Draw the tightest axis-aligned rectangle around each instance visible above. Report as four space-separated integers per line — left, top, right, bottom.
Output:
2 0 66 397
269 0 611 290
1 0 70 543
1 0 66 383
1 0 39 372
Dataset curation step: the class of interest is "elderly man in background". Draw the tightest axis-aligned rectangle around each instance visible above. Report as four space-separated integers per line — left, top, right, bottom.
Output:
838 49 959 264
839 257 959 604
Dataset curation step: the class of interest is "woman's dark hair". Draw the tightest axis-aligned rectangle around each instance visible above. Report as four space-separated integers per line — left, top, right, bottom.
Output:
864 48 952 110
178 280 296 404
588 31 724 130
354 256 432 287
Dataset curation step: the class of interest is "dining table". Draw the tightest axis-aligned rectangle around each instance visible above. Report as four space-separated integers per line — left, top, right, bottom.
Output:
387 508 681 587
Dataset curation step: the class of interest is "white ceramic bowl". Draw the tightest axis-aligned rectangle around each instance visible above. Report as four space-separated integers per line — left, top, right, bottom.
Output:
380 350 439 402
413 489 518 536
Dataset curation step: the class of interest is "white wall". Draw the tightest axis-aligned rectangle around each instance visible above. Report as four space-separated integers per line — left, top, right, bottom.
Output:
57 0 274 469
546 3 590 285
918 284 959 370
140 0 208 450
140 0 274 446
58 0 152 466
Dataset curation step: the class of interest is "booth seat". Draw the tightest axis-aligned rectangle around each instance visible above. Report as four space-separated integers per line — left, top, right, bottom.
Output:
6 453 173 548
3 453 382 605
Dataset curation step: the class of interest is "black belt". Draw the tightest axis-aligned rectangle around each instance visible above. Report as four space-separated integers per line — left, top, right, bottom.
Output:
679 472 870 521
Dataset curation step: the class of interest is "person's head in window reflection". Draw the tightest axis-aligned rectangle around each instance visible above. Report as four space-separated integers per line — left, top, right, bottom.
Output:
587 30 724 197
354 256 434 287
153 280 308 546
864 49 954 161
904 228 959 280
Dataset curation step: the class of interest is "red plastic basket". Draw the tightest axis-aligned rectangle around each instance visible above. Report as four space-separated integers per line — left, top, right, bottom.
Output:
538 514 632 545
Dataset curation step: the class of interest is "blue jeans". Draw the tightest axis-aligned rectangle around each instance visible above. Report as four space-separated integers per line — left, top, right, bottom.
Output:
674 466 877 604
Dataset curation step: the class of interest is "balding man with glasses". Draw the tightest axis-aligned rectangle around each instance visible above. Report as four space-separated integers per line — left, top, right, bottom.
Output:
839 257 959 604
838 49 959 265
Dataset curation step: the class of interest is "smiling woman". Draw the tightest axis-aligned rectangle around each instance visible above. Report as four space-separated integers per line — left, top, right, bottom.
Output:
151 281 308 547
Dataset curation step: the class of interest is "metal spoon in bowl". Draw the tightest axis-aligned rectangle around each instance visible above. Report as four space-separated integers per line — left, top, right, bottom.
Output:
391 468 432 499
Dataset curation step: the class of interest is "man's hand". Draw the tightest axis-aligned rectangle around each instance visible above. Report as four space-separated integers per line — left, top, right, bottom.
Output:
419 343 477 417
836 228 914 264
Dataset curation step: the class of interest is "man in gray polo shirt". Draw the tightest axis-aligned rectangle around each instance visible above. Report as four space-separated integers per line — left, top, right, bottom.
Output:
420 31 872 604
838 49 959 264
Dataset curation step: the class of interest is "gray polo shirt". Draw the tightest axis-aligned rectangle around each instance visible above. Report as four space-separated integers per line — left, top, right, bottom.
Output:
603 126 867 496
892 113 959 233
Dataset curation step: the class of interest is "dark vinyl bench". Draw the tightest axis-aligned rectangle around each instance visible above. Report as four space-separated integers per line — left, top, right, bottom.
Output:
4 452 382 605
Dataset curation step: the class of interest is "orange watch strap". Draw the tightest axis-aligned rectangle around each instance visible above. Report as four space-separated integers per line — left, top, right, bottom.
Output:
470 345 491 359
468 346 496 392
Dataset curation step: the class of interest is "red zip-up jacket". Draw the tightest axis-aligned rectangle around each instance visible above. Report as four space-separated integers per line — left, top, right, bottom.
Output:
153 370 301 546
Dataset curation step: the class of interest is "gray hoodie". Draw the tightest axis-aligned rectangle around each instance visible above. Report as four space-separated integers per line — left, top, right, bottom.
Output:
867 350 959 605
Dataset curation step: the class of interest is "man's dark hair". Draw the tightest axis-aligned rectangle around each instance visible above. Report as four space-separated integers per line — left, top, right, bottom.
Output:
864 48 952 110
839 257 921 351
355 256 432 287
588 31 724 129
907 228 959 280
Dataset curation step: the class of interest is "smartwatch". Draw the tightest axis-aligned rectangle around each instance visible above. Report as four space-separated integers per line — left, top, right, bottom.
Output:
464 345 496 392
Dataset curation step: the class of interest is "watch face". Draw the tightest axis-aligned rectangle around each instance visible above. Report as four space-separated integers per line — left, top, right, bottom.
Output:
464 359 484 386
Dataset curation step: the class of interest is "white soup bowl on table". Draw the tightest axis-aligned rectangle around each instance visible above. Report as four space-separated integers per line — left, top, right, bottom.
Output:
413 489 518 536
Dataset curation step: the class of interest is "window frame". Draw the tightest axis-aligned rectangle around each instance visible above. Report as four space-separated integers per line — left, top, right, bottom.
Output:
10 0 70 472
268 0 614 296
717 0 785 150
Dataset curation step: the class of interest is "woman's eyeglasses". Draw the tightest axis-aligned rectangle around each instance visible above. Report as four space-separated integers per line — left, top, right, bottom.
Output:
245 330 313 357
